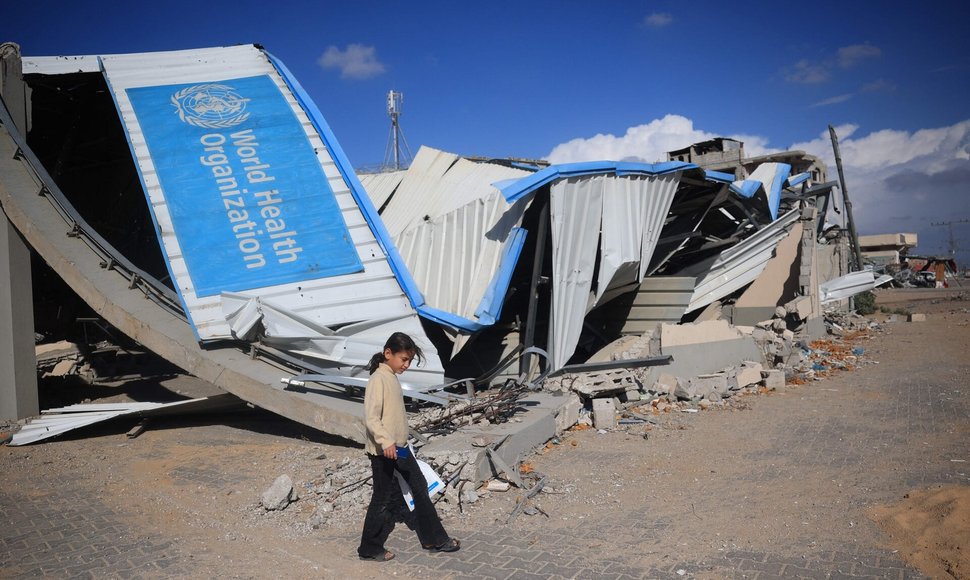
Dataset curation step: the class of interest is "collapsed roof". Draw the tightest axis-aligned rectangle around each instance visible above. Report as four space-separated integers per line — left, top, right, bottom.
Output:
2 42 844 442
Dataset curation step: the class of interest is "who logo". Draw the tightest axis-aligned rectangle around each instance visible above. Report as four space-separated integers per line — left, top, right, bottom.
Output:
171 83 250 129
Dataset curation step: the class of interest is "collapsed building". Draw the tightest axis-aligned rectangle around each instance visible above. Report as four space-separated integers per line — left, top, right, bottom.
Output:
0 44 877 465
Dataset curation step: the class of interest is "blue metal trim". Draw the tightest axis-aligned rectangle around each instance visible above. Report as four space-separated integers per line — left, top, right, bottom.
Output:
499 160 697 203
416 305 487 333
474 227 528 325
730 180 761 199
98 56 203 342
786 172 810 188
767 163 791 220
264 50 427 310
704 170 736 183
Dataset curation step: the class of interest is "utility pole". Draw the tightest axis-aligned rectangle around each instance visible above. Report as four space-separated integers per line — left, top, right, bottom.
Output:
828 125 864 271
930 219 969 259
382 90 413 171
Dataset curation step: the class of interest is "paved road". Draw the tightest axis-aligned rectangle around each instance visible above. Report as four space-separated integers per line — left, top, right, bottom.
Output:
2 296 968 578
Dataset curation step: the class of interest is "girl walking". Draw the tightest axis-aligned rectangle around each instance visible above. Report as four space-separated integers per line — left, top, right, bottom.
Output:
357 332 460 562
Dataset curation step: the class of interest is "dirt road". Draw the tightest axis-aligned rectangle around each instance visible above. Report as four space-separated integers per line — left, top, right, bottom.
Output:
2 288 968 579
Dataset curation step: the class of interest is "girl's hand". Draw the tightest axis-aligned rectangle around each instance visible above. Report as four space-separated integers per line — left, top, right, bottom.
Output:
383 445 397 460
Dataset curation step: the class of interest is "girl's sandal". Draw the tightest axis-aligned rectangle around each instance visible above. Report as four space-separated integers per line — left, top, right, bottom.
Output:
359 550 395 562
423 538 460 552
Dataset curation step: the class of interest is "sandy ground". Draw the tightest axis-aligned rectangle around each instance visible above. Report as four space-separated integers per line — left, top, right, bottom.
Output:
2 286 968 578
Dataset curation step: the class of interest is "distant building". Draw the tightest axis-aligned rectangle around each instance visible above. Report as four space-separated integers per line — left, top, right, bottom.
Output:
666 137 827 184
859 233 918 267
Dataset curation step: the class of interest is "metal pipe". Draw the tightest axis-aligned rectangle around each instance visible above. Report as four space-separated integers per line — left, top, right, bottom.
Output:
520 197 549 376
828 125 864 271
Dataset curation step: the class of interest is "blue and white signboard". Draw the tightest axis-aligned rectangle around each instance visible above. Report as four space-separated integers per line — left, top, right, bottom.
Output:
127 75 362 297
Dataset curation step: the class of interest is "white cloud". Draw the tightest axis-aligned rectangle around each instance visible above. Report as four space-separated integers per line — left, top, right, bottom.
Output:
545 114 779 164
317 44 386 80
545 116 970 255
837 43 881 68
810 93 854 108
785 43 881 86
786 59 831 84
643 13 673 28
789 121 970 252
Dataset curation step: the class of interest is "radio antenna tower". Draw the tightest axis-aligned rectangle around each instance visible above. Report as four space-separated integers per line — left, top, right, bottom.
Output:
382 90 413 171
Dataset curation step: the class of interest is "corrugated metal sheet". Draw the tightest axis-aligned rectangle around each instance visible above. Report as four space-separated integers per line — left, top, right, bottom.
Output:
359 146 534 334
679 208 801 313
731 162 791 220
100 46 417 340
395 192 529 324
545 171 688 369
596 173 680 306
96 47 420 332
55 45 448 384
819 271 893 303
597 276 696 336
379 147 531 237
10 395 241 445
359 169 406 211
549 176 603 369
499 160 696 204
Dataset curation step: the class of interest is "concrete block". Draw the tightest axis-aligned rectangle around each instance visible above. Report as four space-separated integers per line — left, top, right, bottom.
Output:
735 363 763 388
672 377 695 401
762 369 785 390
690 374 728 398
652 373 678 395
774 306 787 319
660 319 747 347
908 313 926 322
785 296 813 321
554 392 583 435
592 398 616 429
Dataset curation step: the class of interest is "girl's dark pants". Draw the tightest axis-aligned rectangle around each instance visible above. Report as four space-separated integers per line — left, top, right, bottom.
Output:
358 453 449 557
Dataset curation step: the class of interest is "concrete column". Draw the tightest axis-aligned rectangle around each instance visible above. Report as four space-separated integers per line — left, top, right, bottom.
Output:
798 205 826 339
0 208 38 419
0 42 39 420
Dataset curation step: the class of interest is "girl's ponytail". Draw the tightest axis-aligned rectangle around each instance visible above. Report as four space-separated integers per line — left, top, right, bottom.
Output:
366 351 385 375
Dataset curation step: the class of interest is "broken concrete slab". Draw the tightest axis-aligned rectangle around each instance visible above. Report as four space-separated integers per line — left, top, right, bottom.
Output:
592 398 616 429
261 474 297 511
734 363 763 389
785 296 813 321
641 320 765 389
690 374 729 398
732 221 803 326
762 369 785 390
652 373 678 395
553 392 583 435
420 391 560 486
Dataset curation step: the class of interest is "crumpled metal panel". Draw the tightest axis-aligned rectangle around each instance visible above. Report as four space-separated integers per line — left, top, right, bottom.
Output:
358 169 406 211
596 173 681 307
679 209 801 313
547 172 686 369
360 146 533 335
395 192 529 323
10 396 241 445
731 162 791 220
819 271 893 304
549 176 603 369
98 45 421 342
378 147 530 237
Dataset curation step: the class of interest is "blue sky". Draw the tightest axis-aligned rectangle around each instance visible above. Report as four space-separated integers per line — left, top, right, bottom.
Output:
4 0 970 259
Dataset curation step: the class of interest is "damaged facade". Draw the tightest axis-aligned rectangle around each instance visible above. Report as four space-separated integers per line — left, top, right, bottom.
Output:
1 42 871 475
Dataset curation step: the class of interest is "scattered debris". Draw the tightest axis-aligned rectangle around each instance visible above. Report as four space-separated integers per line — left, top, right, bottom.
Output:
261 474 298 511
